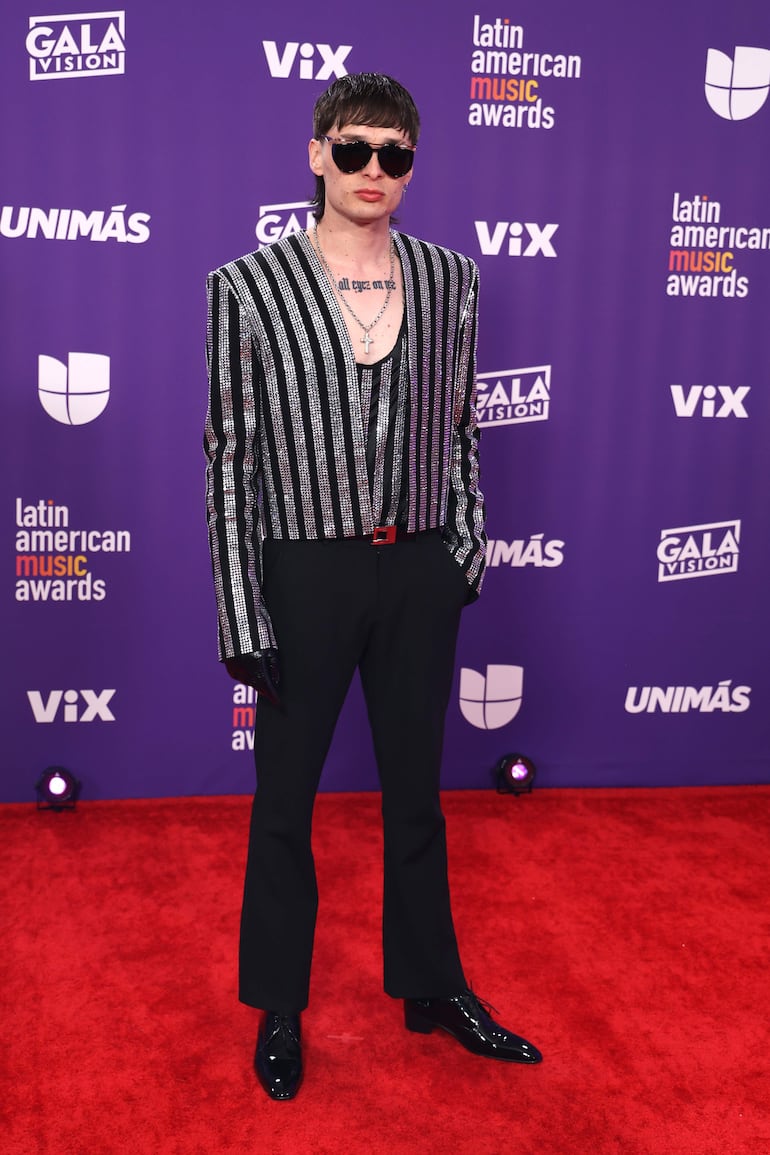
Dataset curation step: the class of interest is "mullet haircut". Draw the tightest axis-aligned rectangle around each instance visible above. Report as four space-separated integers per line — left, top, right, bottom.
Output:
311 73 421 219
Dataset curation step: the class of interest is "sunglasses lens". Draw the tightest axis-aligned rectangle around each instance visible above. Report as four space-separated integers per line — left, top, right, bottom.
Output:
377 146 414 179
328 140 414 178
331 142 371 173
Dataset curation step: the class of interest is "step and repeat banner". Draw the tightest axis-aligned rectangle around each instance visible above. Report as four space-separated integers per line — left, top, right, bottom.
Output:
2 1 769 801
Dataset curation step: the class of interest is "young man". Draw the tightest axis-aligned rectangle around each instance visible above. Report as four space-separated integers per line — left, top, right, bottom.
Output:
204 72 542 1100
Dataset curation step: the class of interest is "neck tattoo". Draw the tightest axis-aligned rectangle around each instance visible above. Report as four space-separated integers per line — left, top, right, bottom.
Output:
314 224 396 355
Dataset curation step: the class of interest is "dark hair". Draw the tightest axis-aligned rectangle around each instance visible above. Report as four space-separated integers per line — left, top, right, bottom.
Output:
311 72 420 219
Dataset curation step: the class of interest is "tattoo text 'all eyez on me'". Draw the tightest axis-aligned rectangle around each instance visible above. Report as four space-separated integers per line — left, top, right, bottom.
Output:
336 277 397 293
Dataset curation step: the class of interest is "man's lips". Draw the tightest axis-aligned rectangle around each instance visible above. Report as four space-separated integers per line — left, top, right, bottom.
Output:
355 189 386 201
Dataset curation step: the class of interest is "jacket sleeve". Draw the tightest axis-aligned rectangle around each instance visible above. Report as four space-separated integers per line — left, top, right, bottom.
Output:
444 262 487 602
203 269 276 660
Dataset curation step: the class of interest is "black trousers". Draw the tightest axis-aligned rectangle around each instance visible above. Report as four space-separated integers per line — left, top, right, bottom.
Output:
239 532 470 1012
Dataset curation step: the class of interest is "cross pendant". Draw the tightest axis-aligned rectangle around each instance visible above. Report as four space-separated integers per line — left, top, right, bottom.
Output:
361 331 373 354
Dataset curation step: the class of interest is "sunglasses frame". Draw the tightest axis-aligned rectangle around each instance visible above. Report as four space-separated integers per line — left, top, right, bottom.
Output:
318 135 416 179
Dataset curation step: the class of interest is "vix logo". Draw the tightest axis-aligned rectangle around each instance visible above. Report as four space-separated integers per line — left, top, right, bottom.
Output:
670 384 749 418
38 353 110 425
262 41 351 80
27 689 116 723
474 220 558 258
459 665 523 730
705 46 770 120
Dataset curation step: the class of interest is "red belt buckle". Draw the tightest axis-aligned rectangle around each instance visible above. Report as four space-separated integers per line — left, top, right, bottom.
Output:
371 525 397 546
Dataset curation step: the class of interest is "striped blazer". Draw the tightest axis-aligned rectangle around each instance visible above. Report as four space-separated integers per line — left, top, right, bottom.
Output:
204 229 486 660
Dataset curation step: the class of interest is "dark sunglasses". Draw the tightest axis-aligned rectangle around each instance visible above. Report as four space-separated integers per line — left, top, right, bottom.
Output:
318 135 415 179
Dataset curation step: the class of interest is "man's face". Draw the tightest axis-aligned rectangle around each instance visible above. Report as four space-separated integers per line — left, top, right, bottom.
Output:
308 123 414 226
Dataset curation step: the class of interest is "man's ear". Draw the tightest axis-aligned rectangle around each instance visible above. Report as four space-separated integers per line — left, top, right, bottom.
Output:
308 138 323 176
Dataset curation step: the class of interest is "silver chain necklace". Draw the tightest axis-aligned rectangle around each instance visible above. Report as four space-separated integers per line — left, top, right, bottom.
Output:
313 224 395 355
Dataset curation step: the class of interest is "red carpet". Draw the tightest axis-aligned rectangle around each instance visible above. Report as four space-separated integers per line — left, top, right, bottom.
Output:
2 787 769 1154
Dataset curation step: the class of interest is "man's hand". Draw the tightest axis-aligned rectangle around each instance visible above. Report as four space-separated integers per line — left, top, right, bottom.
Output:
224 649 282 709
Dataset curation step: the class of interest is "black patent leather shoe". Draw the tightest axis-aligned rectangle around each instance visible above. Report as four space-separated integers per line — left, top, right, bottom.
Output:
255 1012 303 1100
404 990 542 1064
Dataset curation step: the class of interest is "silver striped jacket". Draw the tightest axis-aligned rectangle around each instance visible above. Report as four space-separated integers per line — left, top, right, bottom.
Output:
204 229 486 660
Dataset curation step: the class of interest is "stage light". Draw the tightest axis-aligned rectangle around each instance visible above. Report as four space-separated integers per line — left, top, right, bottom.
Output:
36 766 80 811
495 753 536 795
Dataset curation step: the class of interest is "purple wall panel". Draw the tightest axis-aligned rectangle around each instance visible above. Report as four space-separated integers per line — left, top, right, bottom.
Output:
2 0 769 800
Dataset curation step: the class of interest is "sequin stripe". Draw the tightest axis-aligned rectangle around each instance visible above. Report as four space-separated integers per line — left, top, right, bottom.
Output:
258 258 319 537
287 236 366 535
395 236 422 533
230 237 369 537
270 241 348 537
379 334 409 524
414 243 437 532
426 245 460 529
392 341 409 519
218 282 274 651
203 276 233 656
397 237 455 532
355 332 407 524
444 252 481 573
294 232 371 535
396 236 484 588
204 273 275 656
439 249 470 536
448 265 486 587
226 258 302 538
358 356 373 444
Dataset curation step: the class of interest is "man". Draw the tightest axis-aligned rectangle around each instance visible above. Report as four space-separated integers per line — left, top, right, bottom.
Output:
204 72 542 1101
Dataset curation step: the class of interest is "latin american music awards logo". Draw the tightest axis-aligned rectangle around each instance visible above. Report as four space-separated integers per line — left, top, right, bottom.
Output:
15 496 132 603
467 15 582 129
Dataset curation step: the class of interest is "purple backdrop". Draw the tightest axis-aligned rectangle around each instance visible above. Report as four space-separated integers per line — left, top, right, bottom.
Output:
3 1 769 801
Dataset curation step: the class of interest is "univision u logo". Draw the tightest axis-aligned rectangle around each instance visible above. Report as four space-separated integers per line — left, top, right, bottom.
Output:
705 46 770 120
38 352 110 425
459 665 523 730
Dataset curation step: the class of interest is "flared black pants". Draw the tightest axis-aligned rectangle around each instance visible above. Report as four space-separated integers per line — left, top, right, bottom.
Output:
239 532 469 1012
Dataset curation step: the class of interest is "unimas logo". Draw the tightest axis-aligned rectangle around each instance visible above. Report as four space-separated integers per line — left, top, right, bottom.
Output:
477 364 550 426
0 204 150 243
262 40 351 80
625 681 750 714
27 12 125 81
459 664 523 729
657 519 740 583
705 46 770 121
487 534 564 568
256 200 315 248
38 353 109 425
468 15 582 129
